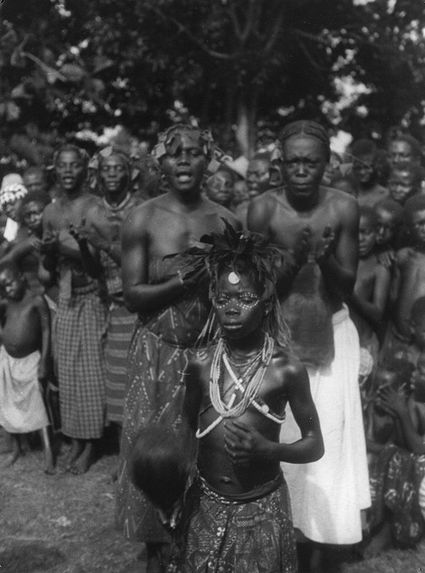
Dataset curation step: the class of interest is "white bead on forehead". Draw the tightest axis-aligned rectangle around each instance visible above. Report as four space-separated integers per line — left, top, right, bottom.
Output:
227 271 240 285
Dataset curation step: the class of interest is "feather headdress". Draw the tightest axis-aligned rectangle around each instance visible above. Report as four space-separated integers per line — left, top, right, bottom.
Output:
175 220 291 348
201 219 282 295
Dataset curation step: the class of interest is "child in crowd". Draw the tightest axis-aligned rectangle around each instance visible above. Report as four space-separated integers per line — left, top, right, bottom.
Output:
365 361 407 461
349 207 391 368
369 356 425 552
234 153 278 227
390 195 425 343
22 166 50 196
1 191 52 295
388 166 421 205
205 168 235 209
129 225 323 572
350 139 389 207
364 358 418 555
246 152 275 198
0 263 54 473
374 198 403 267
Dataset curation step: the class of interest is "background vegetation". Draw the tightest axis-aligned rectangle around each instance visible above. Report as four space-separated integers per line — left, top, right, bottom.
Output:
1 0 424 161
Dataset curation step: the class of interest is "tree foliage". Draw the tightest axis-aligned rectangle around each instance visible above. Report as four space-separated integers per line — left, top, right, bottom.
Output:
1 0 424 158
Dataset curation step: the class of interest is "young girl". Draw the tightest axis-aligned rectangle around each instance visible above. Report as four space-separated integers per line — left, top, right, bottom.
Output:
129 224 323 572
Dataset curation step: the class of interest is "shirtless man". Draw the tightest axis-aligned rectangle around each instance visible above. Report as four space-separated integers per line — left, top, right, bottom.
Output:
248 120 370 569
40 144 107 474
116 124 239 572
0 264 53 472
391 195 425 341
129 227 323 572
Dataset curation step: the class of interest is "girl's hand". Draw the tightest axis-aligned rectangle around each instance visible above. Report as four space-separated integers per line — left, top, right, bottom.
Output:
224 420 272 464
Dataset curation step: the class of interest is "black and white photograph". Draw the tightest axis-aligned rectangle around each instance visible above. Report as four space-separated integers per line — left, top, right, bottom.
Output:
1 1 425 572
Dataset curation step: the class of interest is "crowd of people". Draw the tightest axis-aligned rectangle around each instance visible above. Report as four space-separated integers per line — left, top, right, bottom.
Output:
0 120 425 572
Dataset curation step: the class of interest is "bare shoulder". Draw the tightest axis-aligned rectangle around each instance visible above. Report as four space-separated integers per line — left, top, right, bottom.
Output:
324 186 358 217
122 197 159 230
84 199 107 221
43 200 60 221
396 247 412 265
247 189 282 231
33 293 49 311
250 189 280 213
202 199 240 226
186 347 213 387
272 346 308 383
82 193 102 208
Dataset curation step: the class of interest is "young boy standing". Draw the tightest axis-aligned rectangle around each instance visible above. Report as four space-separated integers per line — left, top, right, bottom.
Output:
0 264 53 473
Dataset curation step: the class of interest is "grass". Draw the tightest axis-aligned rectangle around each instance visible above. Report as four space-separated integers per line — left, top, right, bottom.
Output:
1 428 425 573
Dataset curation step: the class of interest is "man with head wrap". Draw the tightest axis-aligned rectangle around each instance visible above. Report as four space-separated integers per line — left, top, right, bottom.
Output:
115 124 239 572
70 145 140 433
248 120 370 568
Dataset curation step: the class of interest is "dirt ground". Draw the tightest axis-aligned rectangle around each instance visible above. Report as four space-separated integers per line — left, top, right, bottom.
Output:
1 429 425 573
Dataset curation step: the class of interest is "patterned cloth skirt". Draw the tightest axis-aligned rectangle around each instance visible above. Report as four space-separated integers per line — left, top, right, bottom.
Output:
116 325 191 543
56 286 107 439
104 303 137 424
175 474 297 573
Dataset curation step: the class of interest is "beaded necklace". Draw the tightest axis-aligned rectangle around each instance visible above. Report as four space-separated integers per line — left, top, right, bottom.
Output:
196 333 280 438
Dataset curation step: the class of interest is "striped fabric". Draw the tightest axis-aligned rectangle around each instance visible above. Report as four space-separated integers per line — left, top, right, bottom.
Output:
105 303 137 424
56 285 107 439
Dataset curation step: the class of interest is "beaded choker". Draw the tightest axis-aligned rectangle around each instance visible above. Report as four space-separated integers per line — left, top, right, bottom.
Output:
196 333 285 439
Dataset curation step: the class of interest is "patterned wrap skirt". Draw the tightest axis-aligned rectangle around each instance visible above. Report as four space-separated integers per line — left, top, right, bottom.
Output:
56 285 107 439
116 323 192 543
104 302 137 424
175 473 297 573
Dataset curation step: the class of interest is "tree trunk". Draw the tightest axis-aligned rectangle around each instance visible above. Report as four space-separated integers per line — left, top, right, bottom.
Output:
235 89 258 160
